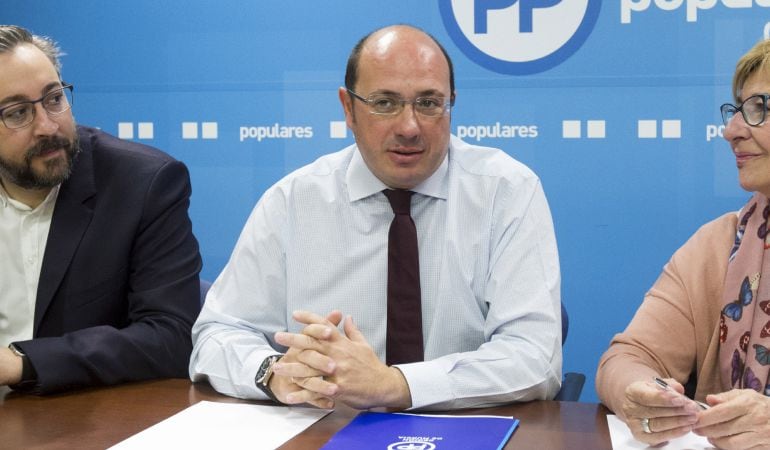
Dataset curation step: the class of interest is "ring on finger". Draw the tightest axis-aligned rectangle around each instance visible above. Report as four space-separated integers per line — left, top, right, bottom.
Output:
641 417 652 434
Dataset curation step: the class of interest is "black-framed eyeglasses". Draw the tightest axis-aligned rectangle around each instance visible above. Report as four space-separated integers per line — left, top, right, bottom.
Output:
0 83 74 130
720 93 770 127
347 88 453 117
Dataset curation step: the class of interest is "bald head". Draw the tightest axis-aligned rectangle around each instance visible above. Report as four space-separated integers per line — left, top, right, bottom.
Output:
344 25 455 99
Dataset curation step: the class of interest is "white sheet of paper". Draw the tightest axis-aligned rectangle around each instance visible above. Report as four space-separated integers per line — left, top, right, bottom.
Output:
109 400 331 450
607 415 715 450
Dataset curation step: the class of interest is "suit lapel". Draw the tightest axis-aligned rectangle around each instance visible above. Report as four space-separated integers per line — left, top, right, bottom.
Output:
34 129 96 333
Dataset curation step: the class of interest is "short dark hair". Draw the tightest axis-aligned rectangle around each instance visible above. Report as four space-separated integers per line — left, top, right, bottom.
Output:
0 25 63 74
344 25 455 98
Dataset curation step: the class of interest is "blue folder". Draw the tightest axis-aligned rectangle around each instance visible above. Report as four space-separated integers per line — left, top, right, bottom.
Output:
320 411 519 450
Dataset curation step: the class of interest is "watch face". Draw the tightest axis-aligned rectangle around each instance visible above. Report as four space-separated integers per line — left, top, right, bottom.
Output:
257 355 279 386
255 355 285 404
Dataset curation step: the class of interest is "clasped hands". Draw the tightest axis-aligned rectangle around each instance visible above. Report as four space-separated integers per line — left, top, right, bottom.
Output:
622 378 770 449
268 310 412 411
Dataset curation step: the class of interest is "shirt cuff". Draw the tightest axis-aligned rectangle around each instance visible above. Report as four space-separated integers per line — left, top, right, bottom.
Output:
395 359 452 410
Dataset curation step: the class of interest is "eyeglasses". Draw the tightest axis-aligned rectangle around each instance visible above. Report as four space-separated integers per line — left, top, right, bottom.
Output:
0 84 74 130
720 93 770 127
347 89 453 117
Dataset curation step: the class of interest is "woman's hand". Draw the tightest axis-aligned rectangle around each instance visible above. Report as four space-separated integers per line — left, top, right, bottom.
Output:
693 389 770 450
620 378 701 446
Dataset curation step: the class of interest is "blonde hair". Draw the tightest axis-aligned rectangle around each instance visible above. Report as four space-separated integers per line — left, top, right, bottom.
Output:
733 39 770 102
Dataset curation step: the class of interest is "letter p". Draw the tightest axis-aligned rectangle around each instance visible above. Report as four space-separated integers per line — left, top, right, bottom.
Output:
620 0 651 24
519 0 562 33
475 0 519 34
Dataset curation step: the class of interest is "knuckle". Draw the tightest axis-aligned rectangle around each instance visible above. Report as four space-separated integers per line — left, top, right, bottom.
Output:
297 349 321 368
299 334 317 347
620 398 636 416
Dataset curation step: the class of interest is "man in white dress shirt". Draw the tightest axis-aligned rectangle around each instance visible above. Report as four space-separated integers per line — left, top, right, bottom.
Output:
190 24 562 411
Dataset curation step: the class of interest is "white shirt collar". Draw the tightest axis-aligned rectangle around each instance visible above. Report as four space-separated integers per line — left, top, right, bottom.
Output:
0 183 61 212
0 181 8 208
346 143 450 202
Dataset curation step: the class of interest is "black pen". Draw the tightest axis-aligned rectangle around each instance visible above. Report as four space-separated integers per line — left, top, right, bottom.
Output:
654 377 709 410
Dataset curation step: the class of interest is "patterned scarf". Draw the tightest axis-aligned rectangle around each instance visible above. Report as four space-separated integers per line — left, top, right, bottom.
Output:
719 193 770 395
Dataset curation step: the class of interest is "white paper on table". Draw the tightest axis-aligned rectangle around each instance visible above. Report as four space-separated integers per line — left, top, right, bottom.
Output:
109 400 331 450
607 415 716 450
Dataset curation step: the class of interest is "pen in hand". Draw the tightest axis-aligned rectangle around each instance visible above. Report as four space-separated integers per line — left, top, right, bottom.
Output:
654 377 710 410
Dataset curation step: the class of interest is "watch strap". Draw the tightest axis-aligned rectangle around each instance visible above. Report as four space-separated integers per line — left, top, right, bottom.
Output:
255 354 284 404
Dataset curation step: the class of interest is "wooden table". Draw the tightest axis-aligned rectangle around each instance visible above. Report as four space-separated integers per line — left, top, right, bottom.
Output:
0 379 613 449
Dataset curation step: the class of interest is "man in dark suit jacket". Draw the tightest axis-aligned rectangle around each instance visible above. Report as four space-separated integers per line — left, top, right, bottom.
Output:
0 25 202 394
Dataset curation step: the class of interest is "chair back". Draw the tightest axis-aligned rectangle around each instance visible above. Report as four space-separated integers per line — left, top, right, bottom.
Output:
554 302 586 401
561 302 568 345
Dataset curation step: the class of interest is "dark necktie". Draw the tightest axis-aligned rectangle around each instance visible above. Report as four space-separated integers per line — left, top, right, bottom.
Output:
383 189 424 365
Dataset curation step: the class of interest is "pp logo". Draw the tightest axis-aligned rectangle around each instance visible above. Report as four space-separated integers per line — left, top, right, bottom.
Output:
387 442 436 450
439 0 601 74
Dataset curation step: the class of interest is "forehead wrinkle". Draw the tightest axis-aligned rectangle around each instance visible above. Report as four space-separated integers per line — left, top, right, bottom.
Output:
0 81 63 107
0 44 61 106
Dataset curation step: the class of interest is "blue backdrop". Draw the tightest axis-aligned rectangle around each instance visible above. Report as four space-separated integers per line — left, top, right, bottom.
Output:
4 1 769 403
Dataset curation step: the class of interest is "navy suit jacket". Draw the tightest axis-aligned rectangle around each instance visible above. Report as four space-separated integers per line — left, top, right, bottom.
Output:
13 126 202 394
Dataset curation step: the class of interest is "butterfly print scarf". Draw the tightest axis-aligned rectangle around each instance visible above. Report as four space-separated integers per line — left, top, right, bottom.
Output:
720 193 770 395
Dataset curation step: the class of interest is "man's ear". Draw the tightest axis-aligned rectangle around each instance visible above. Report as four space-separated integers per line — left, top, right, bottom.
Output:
338 87 355 129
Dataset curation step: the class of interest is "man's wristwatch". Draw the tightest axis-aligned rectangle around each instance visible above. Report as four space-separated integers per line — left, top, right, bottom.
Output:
8 343 24 358
255 354 284 404
8 343 37 391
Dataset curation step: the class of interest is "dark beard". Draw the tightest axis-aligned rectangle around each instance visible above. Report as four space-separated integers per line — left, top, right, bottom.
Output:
0 134 80 190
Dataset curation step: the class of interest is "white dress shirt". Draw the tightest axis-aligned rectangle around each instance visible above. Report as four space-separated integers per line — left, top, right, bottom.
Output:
190 135 562 410
0 184 59 347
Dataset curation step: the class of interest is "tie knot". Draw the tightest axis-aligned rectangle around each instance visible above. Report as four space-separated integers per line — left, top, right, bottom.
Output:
384 189 413 215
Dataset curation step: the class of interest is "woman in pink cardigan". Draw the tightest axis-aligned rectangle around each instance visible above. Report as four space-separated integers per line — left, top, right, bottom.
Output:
597 40 770 449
